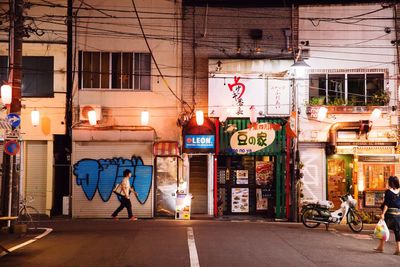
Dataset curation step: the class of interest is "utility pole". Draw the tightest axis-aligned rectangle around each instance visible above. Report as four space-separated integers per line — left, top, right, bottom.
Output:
1 0 24 220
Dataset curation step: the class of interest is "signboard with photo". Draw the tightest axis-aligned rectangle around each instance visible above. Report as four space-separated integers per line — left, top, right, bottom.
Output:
255 161 273 185
231 188 249 213
236 170 248 184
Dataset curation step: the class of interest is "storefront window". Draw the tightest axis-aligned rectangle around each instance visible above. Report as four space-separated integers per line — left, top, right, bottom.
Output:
364 164 394 190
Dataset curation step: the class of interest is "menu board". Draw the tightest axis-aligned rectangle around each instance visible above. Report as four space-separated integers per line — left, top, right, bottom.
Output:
236 170 248 184
256 188 268 210
231 188 249 213
256 161 273 185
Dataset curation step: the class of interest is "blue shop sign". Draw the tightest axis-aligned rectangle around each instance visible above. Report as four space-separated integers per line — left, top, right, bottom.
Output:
185 135 215 149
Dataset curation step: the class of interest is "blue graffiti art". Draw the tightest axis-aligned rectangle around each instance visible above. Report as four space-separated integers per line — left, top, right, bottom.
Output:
73 156 153 204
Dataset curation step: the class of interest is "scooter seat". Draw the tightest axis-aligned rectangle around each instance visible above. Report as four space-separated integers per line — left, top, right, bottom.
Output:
317 200 334 209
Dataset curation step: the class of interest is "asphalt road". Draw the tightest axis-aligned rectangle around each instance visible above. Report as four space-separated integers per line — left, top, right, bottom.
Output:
1 219 400 267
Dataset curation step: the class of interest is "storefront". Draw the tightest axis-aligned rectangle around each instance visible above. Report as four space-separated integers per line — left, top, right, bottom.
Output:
154 141 181 217
216 118 288 218
182 117 216 216
72 128 155 218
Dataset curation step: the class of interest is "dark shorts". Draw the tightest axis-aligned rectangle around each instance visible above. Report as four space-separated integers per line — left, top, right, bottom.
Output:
385 209 400 242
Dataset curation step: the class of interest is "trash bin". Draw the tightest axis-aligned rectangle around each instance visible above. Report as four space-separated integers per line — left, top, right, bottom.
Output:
175 193 192 220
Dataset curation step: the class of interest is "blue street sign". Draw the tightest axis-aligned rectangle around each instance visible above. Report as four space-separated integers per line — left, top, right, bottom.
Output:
185 135 215 149
4 140 20 156
6 113 21 128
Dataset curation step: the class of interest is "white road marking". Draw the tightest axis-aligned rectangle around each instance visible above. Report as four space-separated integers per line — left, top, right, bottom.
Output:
0 227 53 257
187 227 200 267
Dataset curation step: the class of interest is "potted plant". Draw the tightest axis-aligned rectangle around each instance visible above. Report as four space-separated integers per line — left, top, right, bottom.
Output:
309 96 325 106
370 90 390 106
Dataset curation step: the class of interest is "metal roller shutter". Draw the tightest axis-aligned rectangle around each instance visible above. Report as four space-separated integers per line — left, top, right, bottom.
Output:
72 141 153 218
25 141 47 213
189 155 208 214
299 144 326 202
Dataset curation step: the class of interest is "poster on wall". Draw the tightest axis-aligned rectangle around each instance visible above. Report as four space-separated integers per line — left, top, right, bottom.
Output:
236 170 248 184
256 161 273 185
256 188 268 210
231 188 249 213
365 192 375 206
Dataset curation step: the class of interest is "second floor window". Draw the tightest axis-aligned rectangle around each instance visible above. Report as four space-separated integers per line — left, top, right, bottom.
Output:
79 51 151 90
0 56 54 97
309 73 385 106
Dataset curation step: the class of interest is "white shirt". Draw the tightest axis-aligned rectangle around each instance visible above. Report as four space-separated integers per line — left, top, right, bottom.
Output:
121 177 131 199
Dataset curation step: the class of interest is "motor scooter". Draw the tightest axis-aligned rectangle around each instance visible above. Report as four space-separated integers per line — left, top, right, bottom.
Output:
301 193 363 233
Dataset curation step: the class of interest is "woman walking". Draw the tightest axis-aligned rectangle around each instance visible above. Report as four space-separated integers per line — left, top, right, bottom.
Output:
375 176 400 254
111 169 138 221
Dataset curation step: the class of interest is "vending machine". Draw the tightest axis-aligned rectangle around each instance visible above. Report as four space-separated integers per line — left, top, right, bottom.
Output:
175 193 192 220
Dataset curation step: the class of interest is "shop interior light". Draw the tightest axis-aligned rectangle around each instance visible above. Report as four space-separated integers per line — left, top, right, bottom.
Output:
370 108 382 121
357 175 365 192
317 106 328 121
1 84 12 105
141 111 149 126
196 110 204 126
31 109 40 127
88 110 97 126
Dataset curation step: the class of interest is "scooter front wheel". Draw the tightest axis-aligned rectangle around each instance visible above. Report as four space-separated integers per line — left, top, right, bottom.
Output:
301 207 321 228
347 209 363 233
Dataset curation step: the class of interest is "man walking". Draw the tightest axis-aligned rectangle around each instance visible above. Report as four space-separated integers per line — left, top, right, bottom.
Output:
111 169 138 221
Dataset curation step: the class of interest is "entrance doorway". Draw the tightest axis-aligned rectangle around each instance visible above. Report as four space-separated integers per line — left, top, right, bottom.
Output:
327 155 353 208
189 155 208 214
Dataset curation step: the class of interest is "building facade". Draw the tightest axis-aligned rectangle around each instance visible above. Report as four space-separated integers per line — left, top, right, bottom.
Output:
0 0 68 217
71 0 183 218
298 3 399 217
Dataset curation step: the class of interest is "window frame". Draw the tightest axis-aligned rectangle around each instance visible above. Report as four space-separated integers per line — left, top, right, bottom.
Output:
79 51 151 91
309 72 385 106
363 163 395 191
0 55 54 98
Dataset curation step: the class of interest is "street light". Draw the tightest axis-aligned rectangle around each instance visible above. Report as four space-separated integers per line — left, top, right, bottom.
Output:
289 53 310 222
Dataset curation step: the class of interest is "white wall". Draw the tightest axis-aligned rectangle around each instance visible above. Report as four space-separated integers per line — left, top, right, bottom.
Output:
73 0 183 141
298 4 397 142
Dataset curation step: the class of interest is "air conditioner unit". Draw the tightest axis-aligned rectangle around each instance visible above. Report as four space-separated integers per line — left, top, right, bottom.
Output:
79 105 102 121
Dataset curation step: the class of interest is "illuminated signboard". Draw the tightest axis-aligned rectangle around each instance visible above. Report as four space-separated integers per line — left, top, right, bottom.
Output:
185 135 215 149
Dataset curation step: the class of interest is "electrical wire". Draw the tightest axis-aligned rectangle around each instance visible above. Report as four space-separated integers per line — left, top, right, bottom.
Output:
130 0 192 112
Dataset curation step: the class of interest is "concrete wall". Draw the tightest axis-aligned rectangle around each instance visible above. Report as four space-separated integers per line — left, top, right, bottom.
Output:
73 0 183 142
182 6 294 115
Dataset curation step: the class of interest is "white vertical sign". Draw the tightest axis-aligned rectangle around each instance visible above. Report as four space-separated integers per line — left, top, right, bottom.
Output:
266 78 291 116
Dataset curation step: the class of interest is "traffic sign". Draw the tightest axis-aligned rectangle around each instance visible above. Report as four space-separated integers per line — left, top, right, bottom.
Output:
6 113 21 128
4 140 20 156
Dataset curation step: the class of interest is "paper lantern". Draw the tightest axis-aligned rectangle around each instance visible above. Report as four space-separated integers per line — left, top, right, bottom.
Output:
1 84 12 105
88 110 97 126
31 110 40 127
196 110 204 126
141 111 149 126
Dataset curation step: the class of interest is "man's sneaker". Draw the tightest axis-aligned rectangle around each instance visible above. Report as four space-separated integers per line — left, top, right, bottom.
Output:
112 216 119 221
129 217 138 221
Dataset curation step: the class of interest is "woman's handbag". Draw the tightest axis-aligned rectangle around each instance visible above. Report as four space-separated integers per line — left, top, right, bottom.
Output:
374 219 390 242
112 183 125 197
